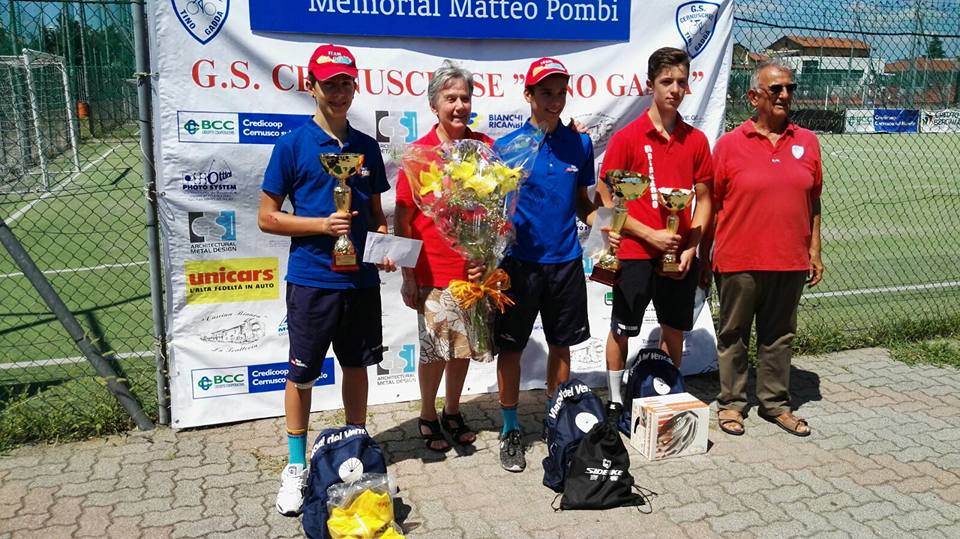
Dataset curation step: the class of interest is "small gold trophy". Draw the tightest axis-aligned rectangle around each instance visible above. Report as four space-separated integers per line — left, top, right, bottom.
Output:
589 170 650 286
319 153 365 273
656 187 695 274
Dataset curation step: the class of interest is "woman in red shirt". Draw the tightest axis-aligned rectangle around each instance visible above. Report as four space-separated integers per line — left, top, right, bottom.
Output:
395 60 492 452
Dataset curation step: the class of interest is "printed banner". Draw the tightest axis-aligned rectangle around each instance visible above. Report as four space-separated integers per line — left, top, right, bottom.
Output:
921 109 960 133
152 0 733 428
844 109 875 133
874 109 919 133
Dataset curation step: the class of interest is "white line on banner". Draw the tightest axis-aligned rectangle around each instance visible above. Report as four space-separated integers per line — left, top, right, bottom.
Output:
5 145 120 225
0 260 149 280
0 350 154 370
805 281 960 300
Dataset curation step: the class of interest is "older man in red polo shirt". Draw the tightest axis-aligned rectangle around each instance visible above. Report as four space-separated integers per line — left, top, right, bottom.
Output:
704 60 824 437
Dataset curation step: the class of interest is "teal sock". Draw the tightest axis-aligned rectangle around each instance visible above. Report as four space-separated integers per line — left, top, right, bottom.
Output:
501 406 519 435
287 431 307 468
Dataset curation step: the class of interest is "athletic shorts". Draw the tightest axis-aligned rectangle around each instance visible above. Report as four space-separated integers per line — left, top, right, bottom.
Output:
417 287 493 364
495 257 590 351
285 283 384 384
611 258 699 336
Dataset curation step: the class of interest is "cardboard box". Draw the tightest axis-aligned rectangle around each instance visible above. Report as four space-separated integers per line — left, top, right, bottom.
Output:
630 392 709 461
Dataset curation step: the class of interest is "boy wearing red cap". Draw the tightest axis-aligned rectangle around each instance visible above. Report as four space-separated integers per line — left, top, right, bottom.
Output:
493 57 609 473
596 47 713 410
258 44 394 516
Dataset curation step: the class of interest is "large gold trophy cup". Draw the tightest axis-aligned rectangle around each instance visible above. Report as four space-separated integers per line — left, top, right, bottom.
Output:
589 170 650 286
319 153 366 273
656 187 695 274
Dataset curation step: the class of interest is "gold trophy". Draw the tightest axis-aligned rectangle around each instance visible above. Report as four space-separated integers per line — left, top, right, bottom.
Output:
656 187 695 274
589 170 650 286
319 153 366 273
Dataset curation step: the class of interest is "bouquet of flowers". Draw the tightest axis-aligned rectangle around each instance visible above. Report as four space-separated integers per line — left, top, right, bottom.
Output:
401 132 543 354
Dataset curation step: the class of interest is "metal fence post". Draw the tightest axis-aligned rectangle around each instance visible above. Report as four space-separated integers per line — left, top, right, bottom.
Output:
0 216 155 431
131 0 170 425
60 58 81 172
22 49 50 190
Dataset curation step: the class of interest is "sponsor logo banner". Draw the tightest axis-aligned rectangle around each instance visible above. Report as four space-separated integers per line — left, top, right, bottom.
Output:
844 109 875 133
248 360 335 393
192 366 247 398
185 257 279 304
249 0 630 41
676 1 719 59
190 360 335 399
172 0 230 45
921 109 960 133
874 109 919 133
178 111 239 143
181 158 238 200
178 111 311 144
189 210 238 255
196 311 266 352
375 110 419 144
376 344 417 385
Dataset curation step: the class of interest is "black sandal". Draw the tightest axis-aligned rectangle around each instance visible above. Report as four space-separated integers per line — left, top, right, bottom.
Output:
418 418 450 452
441 411 476 445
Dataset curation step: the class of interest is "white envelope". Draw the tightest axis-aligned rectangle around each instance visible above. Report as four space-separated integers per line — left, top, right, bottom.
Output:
362 232 423 268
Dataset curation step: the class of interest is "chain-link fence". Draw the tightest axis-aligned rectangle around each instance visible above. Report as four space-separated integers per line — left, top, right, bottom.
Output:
730 0 960 334
0 0 157 448
1 0 959 446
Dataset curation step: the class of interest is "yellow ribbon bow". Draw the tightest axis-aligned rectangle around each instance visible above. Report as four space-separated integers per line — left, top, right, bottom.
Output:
448 268 516 313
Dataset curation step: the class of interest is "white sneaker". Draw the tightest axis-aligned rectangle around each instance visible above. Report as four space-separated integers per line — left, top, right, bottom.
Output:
276 464 308 516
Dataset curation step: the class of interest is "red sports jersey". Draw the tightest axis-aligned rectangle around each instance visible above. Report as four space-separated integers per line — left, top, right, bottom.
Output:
711 120 823 272
600 110 713 260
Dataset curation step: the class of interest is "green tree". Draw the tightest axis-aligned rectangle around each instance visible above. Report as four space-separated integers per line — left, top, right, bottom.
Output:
926 36 945 58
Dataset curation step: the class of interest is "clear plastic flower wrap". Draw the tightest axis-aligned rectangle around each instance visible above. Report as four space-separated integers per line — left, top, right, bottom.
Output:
401 132 543 354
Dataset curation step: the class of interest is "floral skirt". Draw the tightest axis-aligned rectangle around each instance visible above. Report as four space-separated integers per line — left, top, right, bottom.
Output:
417 287 494 364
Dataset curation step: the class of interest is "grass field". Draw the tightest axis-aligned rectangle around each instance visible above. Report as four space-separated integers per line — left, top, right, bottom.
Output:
0 130 959 446
0 137 154 408
802 133 960 331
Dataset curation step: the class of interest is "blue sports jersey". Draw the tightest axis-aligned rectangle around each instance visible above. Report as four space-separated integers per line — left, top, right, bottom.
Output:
496 120 595 263
262 120 389 289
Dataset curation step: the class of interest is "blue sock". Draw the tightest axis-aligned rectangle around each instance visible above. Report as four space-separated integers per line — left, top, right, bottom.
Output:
287 430 307 468
501 406 519 435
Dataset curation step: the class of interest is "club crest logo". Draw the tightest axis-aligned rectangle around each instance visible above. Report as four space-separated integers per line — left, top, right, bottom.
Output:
792 145 805 159
172 0 230 45
676 1 720 59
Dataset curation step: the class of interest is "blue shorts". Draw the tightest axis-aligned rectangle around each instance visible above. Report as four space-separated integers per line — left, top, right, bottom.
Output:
286 283 384 384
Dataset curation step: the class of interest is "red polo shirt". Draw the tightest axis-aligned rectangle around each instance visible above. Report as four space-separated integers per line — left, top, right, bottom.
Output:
395 125 494 287
600 109 713 260
712 120 823 273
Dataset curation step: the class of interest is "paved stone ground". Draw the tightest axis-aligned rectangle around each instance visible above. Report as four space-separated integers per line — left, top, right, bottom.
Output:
2 347 959 538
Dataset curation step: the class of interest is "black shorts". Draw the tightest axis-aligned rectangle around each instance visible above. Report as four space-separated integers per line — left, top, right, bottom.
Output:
495 257 590 351
611 258 699 336
286 283 384 383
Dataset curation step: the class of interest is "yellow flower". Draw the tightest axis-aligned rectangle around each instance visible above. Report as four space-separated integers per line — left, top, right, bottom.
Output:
463 171 498 197
492 163 522 192
447 159 477 185
418 162 443 196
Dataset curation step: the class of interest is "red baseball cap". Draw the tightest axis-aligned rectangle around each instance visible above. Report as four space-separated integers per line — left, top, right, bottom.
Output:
308 44 358 81
525 57 570 86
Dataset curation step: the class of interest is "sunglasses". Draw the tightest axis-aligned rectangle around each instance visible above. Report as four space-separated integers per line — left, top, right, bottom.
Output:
766 83 798 94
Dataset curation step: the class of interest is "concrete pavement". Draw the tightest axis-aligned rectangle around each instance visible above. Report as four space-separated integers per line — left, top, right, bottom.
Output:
1 347 959 538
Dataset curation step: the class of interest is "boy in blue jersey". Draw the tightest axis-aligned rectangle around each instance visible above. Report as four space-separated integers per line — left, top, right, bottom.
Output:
494 58 613 473
257 44 395 516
